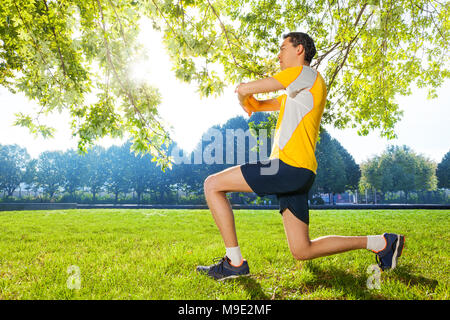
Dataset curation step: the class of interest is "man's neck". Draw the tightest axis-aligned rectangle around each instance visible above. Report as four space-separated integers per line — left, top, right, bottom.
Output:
282 63 309 70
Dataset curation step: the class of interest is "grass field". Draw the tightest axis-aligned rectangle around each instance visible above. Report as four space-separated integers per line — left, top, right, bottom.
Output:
0 209 448 300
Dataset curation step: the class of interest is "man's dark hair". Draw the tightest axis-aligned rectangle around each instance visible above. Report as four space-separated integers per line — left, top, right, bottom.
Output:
283 32 316 63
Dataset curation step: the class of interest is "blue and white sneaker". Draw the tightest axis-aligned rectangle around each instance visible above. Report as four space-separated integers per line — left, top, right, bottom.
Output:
196 256 250 281
374 233 405 271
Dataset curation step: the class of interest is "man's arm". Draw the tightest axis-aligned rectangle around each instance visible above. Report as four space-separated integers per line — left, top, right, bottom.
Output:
246 95 281 112
236 77 284 115
236 77 285 96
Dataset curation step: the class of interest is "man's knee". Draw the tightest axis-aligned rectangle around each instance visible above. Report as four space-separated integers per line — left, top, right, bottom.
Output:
289 244 312 261
204 174 220 194
292 252 310 261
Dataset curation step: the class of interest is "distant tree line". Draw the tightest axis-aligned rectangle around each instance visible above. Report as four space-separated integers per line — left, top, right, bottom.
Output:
360 146 449 204
0 113 448 204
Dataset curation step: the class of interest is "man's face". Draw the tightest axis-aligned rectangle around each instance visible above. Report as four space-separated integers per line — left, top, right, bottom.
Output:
278 37 302 70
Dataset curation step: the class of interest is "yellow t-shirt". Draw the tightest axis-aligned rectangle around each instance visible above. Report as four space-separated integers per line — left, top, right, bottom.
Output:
270 66 327 174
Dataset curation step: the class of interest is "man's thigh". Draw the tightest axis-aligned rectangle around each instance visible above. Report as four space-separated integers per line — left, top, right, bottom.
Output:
205 165 254 193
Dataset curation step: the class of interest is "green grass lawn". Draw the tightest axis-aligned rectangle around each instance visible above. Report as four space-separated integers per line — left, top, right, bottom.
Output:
0 209 448 300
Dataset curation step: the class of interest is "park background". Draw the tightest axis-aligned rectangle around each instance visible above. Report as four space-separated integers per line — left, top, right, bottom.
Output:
0 0 449 301
1 18 449 207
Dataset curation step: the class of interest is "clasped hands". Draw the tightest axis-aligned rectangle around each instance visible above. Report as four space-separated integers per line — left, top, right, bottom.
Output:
235 82 257 117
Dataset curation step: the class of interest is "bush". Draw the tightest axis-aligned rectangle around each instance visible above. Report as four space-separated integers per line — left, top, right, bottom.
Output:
177 193 206 205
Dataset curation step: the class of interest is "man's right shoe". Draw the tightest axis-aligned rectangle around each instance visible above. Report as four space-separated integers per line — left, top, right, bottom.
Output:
196 256 250 281
374 233 405 271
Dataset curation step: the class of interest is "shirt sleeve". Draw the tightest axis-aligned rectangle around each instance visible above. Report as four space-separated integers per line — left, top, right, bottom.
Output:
276 94 287 104
272 66 303 88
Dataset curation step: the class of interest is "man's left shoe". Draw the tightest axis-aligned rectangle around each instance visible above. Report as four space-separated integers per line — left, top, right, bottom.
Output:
374 233 405 271
196 256 250 281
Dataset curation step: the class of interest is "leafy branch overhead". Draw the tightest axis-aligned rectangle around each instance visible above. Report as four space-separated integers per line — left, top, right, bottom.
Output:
1 0 449 170
1 0 172 169
151 0 449 139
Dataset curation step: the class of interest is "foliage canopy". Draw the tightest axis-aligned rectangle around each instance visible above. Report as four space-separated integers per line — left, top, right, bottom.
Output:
1 1 449 169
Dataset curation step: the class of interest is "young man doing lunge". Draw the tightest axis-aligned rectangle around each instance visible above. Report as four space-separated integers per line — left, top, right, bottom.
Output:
196 32 405 281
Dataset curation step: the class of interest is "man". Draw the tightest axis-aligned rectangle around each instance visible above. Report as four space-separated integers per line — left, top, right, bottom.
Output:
196 32 405 281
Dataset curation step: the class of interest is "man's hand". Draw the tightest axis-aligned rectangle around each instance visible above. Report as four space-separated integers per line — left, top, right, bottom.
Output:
242 97 256 117
235 78 284 115
235 83 255 117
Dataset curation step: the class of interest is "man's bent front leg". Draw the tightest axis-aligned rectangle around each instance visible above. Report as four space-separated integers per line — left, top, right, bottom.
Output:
203 165 254 248
204 187 238 247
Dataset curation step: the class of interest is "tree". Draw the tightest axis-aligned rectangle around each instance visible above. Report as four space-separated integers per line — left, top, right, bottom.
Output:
333 137 361 191
36 150 65 199
437 150 450 189
22 158 37 197
83 146 109 203
359 154 388 203
61 149 87 202
104 144 132 204
1 1 448 168
155 0 449 140
312 130 347 203
0 0 171 169
0 144 31 197
360 145 437 203
125 141 159 204
382 146 436 201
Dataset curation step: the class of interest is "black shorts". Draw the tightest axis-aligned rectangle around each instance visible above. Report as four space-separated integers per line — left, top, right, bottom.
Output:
240 158 315 225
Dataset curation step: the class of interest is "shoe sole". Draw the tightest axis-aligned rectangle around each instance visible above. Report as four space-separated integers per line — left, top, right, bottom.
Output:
217 273 251 282
391 234 405 270
196 267 251 281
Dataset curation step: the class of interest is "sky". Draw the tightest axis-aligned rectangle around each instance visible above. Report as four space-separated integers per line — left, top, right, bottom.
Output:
0 18 449 165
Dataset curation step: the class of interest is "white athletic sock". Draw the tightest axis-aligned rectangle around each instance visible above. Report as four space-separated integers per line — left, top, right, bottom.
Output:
226 246 243 267
366 235 386 252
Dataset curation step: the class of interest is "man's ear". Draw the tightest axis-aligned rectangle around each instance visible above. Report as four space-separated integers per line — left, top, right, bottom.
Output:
296 44 304 56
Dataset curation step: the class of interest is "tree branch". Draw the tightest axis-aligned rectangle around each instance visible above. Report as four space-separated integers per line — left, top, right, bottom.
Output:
328 4 372 90
94 0 169 159
206 0 265 77
12 3 62 88
43 0 68 77
312 41 341 68
150 0 195 52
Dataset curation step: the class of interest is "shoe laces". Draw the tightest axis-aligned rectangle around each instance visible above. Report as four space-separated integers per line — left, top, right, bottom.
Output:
212 256 228 273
